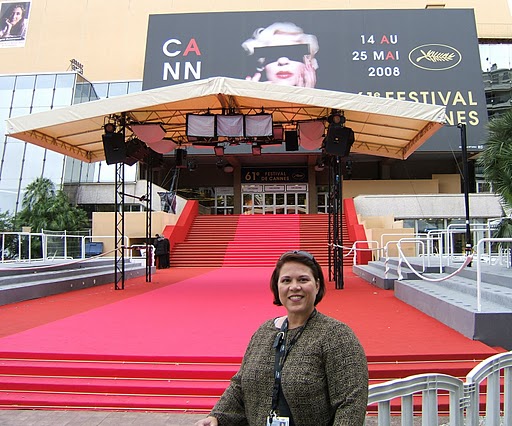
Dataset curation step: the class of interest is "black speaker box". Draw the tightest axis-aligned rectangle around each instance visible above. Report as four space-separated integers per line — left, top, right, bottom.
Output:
324 126 355 157
124 138 149 166
175 148 187 168
102 132 126 165
285 130 299 151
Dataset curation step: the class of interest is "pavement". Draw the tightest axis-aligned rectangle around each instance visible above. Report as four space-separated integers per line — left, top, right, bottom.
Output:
0 410 206 426
0 410 472 425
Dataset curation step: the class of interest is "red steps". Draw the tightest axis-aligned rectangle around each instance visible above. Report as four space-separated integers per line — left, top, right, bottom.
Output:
0 352 493 413
171 214 354 268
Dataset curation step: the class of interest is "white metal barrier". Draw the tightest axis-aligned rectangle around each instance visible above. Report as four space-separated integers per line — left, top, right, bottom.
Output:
367 351 512 425
475 237 512 312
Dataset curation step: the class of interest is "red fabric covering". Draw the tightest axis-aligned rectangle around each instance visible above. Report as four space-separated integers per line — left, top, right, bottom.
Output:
0 268 498 362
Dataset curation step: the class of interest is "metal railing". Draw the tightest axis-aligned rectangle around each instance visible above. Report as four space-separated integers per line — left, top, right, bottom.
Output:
0 231 141 263
367 350 512 425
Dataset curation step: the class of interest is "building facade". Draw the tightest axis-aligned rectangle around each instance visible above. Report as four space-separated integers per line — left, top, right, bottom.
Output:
0 1 511 220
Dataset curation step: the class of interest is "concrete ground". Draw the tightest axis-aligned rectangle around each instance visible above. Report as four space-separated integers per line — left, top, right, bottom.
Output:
0 410 477 425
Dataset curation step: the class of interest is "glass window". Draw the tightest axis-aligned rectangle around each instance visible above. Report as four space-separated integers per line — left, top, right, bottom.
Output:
12 75 35 108
128 81 143 93
480 43 512 71
33 74 56 107
92 83 109 99
0 76 15 90
42 150 64 183
10 107 31 118
107 82 129 97
0 76 15 108
53 74 75 107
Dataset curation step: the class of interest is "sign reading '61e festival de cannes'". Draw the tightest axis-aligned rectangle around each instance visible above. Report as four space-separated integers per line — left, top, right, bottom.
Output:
143 9 487 152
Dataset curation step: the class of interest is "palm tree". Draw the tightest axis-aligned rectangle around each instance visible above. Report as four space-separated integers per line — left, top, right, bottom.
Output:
15 177 89 259
478 109 512 208
478 109 512 263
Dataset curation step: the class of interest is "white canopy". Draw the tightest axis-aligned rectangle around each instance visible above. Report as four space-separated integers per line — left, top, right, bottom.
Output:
5 76 446 163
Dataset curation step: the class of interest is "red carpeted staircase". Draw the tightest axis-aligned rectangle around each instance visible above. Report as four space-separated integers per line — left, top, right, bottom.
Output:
0 351 495 413
170 214 354 268
0 214 498 414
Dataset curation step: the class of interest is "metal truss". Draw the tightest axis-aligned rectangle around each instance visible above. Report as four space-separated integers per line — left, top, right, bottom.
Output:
328 155 344 289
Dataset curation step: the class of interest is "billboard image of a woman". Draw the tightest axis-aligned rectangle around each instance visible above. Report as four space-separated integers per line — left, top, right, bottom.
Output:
242 22 319 88
0 2 28 40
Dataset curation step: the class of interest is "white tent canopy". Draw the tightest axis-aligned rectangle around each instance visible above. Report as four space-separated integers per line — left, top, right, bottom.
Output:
5 77 446 163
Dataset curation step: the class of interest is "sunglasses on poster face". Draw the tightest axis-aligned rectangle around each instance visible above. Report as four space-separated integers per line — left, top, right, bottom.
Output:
254 44 310 64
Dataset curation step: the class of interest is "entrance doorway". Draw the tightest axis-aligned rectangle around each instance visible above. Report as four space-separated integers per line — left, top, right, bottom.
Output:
242 184 308 214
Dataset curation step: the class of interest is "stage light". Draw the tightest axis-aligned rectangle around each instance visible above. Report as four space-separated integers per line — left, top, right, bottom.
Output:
314 157 325 172
214 145 224 156
104 122 116 134
324 110 354 157
223 164 234 173
252 145 261 156
327 110 346 126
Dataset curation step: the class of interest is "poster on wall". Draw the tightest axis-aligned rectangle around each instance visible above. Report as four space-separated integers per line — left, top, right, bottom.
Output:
0 1 30 48
143 9 488 152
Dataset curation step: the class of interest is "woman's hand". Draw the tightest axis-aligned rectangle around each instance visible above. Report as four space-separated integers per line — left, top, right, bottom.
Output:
245 72 262 82
195 416 219 426
0 18 13 37
302 55 316 88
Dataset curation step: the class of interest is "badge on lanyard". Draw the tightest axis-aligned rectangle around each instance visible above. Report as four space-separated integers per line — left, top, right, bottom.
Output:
266 415 290 426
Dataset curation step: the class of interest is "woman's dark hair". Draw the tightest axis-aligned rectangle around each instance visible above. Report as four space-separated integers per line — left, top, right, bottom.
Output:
270 250 325 306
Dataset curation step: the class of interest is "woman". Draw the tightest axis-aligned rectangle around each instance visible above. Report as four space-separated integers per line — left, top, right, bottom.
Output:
195 250 368 426
242 22 319 88
0 3 28 39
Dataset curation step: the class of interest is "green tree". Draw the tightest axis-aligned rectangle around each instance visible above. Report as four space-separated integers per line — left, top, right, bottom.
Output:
478 109 512 208
16 177 89 233
478 109 512 262
0 210 16 260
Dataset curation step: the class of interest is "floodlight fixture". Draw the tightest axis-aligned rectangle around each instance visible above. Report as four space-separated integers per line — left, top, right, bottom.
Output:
327 110 346 126
214 145 225 156
223 164 234 173
252 145 262 156
104 122 116 134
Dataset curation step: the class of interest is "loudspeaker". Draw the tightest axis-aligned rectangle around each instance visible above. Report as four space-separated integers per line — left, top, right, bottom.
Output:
175 148 187 168
285 130 299 151
102 132 126 165
324 126 354 157
124 138 148 166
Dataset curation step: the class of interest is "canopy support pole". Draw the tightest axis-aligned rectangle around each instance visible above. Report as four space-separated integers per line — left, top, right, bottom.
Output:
328 155 344 289
114 113 127 290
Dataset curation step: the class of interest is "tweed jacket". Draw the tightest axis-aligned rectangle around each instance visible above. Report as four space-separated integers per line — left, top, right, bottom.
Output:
210 312 368 426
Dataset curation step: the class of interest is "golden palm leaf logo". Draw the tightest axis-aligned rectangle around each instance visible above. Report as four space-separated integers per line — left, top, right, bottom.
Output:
409 44 462 71
416 50 456 63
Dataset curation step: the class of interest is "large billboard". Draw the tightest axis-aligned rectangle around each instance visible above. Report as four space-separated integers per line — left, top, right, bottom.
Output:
0 1 30 48
143 9 487 152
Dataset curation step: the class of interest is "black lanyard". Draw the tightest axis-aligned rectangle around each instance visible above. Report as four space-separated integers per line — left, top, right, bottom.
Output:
270 310 316 415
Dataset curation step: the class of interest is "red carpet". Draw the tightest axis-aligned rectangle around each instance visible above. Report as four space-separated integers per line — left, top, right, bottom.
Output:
0 267 500 412
0 267 497 360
